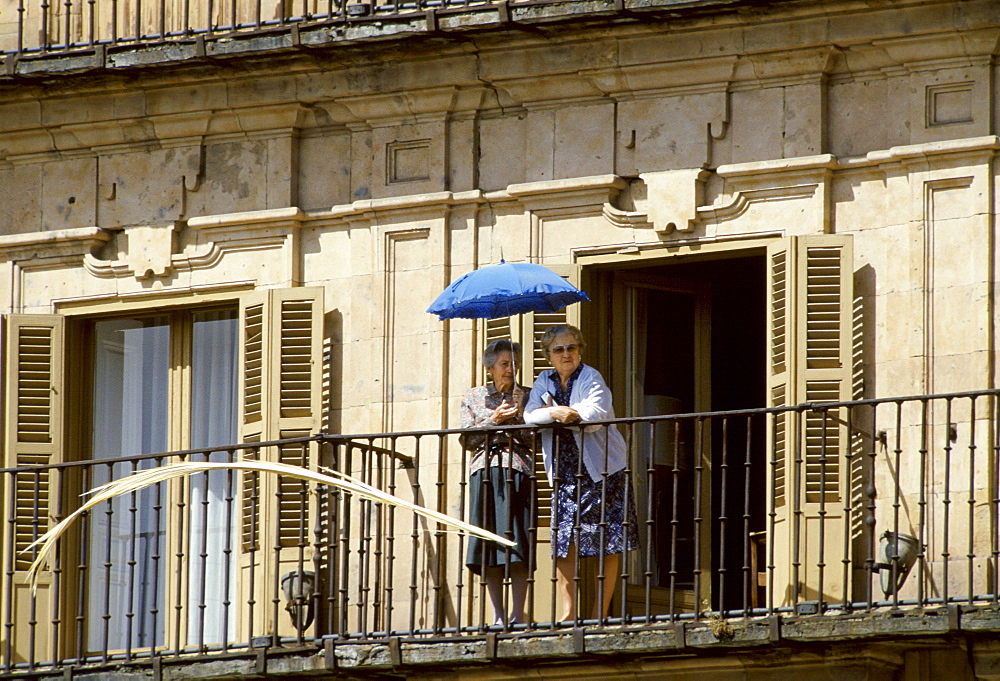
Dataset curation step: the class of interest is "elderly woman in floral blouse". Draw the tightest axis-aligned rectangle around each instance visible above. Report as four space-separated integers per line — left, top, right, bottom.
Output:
461 339 535 626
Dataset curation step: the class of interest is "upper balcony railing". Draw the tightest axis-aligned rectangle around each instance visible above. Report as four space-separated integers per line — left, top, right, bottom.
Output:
0 0 605 61
2 389 998 674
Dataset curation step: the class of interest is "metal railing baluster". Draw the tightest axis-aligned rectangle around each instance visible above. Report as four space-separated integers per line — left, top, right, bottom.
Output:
717 417 729 614
0 395 996 669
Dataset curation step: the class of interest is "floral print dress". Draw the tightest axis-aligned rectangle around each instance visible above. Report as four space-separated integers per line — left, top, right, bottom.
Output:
551 365 638 558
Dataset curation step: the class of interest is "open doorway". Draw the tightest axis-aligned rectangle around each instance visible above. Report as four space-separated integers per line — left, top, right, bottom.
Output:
584 251 767 614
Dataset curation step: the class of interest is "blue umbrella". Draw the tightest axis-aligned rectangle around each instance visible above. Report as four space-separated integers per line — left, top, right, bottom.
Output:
427 260 590 321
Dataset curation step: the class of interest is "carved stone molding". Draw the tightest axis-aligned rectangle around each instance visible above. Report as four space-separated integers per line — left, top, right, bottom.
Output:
696 184 819 226
82 208 307 281
602 203 653 231
0 227 111 269
508 175 627 219
602 169 710 233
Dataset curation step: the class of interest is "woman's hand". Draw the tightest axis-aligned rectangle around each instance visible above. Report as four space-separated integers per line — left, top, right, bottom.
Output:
491 399 520 425
548 405 580 424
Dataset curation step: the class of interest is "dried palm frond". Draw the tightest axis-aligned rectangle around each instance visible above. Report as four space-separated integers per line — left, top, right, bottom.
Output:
26 460 512 592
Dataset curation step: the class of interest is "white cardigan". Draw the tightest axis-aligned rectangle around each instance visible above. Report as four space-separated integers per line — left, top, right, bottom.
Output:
524 364 628 484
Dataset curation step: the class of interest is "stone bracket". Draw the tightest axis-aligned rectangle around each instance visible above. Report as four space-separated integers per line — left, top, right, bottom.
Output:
84 223 179 280
602 169 709 233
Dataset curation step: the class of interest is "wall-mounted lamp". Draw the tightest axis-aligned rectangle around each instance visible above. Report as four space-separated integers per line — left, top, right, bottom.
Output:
875 531 919 597
281 570 316 632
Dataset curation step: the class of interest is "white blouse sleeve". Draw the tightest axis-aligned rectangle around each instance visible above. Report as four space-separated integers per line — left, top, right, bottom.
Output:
524 375 555 425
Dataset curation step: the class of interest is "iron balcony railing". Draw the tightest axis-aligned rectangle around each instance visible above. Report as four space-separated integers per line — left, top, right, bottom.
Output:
1 389 998 673
0 0 606 60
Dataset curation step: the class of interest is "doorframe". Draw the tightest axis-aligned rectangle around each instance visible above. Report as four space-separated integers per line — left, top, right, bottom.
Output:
576 236 776 615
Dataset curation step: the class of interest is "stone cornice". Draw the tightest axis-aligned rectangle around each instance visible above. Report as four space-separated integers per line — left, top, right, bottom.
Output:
716 154 838 180
187 206 307 231
854 136 1000 167
710 139 1000 178
0 227 110 264
697 184 820 226
508 175 627 218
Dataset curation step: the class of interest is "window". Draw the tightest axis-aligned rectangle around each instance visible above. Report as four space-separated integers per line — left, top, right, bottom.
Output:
85 310 238 651
2 288 324 658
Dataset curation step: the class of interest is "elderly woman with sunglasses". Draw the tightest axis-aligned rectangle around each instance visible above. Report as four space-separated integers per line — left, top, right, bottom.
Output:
524 324 637 622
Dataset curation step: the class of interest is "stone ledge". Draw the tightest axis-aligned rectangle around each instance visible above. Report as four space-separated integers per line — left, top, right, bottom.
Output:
12 607 1000 680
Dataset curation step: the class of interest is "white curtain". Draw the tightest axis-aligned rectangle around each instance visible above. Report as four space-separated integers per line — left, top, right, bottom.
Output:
88 318 169 652
186 311 238 645
88 311 238 652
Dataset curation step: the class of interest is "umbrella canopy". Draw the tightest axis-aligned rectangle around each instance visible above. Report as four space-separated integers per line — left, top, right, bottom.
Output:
427 260 590 320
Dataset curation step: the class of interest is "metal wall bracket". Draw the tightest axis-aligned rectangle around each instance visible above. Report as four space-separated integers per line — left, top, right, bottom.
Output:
768 615 782 641
324 638 338 670
388 636 403 667
497 0 511 23
947 604 962 631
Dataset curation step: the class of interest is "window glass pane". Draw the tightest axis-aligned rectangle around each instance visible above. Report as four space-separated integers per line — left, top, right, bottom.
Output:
88 316 169 653
187 309 239 645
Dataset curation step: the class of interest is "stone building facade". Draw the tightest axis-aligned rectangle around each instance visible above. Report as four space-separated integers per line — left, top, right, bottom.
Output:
1 0 999 678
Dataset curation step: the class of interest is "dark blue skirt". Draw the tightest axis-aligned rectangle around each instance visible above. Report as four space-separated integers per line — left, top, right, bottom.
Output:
465 468 536 574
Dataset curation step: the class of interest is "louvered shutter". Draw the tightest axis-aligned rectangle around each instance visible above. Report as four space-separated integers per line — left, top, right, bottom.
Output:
2 314 64 663
766 235 853 607
237 288 324 638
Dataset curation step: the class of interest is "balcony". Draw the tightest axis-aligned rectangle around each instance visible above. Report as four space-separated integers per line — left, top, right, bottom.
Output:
3 389 999 677
0 0 732 70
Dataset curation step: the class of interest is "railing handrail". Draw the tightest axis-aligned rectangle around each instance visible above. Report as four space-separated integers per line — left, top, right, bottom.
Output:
319 386 1000 441
2 387 996 474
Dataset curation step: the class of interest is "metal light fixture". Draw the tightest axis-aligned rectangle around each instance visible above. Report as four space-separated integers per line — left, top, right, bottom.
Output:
876 530 919 597
281 570 316 632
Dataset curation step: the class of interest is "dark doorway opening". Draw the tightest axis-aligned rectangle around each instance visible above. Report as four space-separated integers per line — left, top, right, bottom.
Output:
586 251 767 614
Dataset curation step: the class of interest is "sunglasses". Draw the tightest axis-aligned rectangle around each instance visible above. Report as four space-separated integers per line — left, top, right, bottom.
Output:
550 344 579 354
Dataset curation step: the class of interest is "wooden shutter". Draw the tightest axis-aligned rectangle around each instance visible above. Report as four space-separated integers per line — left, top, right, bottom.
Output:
482 316 514 385
237 288 324 637
2 314 64 663
766 235 853 606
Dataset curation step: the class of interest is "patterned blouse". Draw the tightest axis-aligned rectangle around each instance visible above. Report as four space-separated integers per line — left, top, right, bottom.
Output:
460 383 534 475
